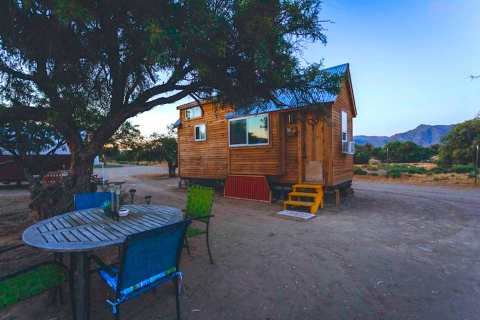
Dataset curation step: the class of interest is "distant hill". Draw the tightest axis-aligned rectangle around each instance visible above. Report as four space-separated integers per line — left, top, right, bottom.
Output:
354 124 455 147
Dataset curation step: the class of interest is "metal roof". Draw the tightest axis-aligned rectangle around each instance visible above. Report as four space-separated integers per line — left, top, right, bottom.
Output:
172 63 349 127
225 63 349 119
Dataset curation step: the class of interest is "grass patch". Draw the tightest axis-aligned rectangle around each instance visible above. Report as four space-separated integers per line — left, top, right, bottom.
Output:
0 263 65 310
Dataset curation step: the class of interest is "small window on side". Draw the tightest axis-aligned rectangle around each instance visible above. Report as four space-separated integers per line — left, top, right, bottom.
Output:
341 111 348 142
194 124 206 141
185 106 202 120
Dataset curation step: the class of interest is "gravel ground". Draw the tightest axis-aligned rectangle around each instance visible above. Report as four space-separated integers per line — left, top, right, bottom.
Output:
1 166 480 320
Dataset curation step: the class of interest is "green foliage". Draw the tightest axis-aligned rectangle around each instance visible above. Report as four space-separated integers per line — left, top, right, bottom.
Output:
386 168 402 178
186 185 215 219
354 141 437 164
103 122 143 160
0 121 65 157
0 263 65 310
383 141 436 163
0 0 335 196
382 164 427 178
439 117 480 165
451 164 475 174
353 167 367 175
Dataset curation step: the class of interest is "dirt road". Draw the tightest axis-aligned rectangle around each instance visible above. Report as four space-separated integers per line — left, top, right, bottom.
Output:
1 169 480 320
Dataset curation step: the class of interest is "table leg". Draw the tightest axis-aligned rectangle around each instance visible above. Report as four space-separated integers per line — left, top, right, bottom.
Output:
70 252 90 320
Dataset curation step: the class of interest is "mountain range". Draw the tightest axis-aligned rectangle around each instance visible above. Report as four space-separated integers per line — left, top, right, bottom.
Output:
354 124 455 147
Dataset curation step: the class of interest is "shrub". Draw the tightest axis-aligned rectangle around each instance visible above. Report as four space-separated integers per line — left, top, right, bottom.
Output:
452 164 475 174
383 164 427 175
429 166 450 174
354 167 368 175
386 168 402 178
370 172 379 176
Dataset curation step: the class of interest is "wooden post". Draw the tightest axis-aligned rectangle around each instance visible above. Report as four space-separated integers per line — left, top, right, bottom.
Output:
335 189 341 207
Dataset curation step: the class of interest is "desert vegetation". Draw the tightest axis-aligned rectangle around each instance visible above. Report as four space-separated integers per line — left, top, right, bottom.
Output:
354 116 480 184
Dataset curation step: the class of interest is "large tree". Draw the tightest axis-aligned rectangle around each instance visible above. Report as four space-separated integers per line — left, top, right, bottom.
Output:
0 0 337 194
439 117 480 165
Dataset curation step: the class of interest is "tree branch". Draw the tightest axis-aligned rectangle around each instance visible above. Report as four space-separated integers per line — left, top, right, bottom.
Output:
0 61 35 81
0 105 49 123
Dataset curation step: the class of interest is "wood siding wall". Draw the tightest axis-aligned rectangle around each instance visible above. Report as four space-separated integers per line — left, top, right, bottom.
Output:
329 83 354 186
178 102 231 179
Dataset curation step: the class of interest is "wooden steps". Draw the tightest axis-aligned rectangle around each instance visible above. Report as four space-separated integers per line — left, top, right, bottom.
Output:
283 183 324 214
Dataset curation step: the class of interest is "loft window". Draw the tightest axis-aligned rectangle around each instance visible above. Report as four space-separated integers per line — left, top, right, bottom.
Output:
229 114 269 146
194 124 206 141
341 111 348 142
185 106 202 120
288 113 296 125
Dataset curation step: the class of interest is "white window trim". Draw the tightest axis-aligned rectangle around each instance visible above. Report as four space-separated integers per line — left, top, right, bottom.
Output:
228 114 270 147
185 106 202 121
341 111 348 143
194 124 207 141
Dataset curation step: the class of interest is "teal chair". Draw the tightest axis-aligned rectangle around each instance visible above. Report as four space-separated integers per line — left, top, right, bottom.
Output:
184 185 215 264
93 220 191 320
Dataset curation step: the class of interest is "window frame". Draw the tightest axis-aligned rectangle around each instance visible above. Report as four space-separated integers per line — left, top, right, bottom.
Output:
194 123 207 141
341 111 348 143
228 114 270 147
185 106 202 120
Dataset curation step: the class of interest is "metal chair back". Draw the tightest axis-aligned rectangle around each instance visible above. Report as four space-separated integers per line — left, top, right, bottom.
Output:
117 220 190 296
74 192 111 210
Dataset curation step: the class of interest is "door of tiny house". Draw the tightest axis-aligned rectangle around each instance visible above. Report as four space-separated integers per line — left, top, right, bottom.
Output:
304 112 326 184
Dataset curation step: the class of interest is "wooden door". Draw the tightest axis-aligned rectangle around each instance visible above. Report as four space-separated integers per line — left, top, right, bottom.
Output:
304 114 325 184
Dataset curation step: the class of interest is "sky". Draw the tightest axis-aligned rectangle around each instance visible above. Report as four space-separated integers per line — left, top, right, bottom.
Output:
131 0 480 137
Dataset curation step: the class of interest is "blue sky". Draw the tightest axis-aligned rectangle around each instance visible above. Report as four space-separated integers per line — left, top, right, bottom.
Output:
132 0 480 137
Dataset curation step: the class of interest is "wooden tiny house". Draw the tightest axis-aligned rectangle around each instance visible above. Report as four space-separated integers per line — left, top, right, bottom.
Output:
175 64 356 208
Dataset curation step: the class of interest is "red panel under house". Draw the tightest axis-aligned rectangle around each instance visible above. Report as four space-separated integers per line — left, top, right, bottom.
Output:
224 175 271 202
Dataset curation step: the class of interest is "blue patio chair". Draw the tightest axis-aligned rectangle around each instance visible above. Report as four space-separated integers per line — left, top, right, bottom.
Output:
92 219 191 320
74 192 111 210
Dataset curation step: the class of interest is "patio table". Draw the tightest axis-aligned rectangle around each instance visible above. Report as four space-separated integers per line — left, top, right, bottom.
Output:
22 204 183 320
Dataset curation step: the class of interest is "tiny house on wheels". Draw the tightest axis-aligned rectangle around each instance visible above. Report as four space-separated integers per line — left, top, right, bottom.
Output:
175 63 357 213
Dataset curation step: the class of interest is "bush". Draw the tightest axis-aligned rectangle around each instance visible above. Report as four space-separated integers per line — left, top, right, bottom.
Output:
383 164 427 175
429 166 450 174
386 168 402 178
370 172 379 176
451 164 475 174
353 167 368 175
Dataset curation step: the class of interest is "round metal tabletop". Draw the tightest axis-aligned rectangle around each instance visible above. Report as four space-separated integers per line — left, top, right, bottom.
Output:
22 204 183 252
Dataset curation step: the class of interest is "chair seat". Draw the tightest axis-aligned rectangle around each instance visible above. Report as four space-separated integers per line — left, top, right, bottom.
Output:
99 266 180 297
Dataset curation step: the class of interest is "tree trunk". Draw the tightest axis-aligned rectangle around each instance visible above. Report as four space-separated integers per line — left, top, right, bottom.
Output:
167 162 176 177
70 151 95 193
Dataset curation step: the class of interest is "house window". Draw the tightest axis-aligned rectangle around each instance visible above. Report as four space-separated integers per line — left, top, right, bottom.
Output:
194 124 206 141
341 111 348 142
185 106 202 120
229 114 269 146
288 113 296 125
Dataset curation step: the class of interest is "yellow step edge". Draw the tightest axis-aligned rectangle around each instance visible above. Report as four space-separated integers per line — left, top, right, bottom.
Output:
284 200 315 207
288 192 319 198
293 184 323 190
